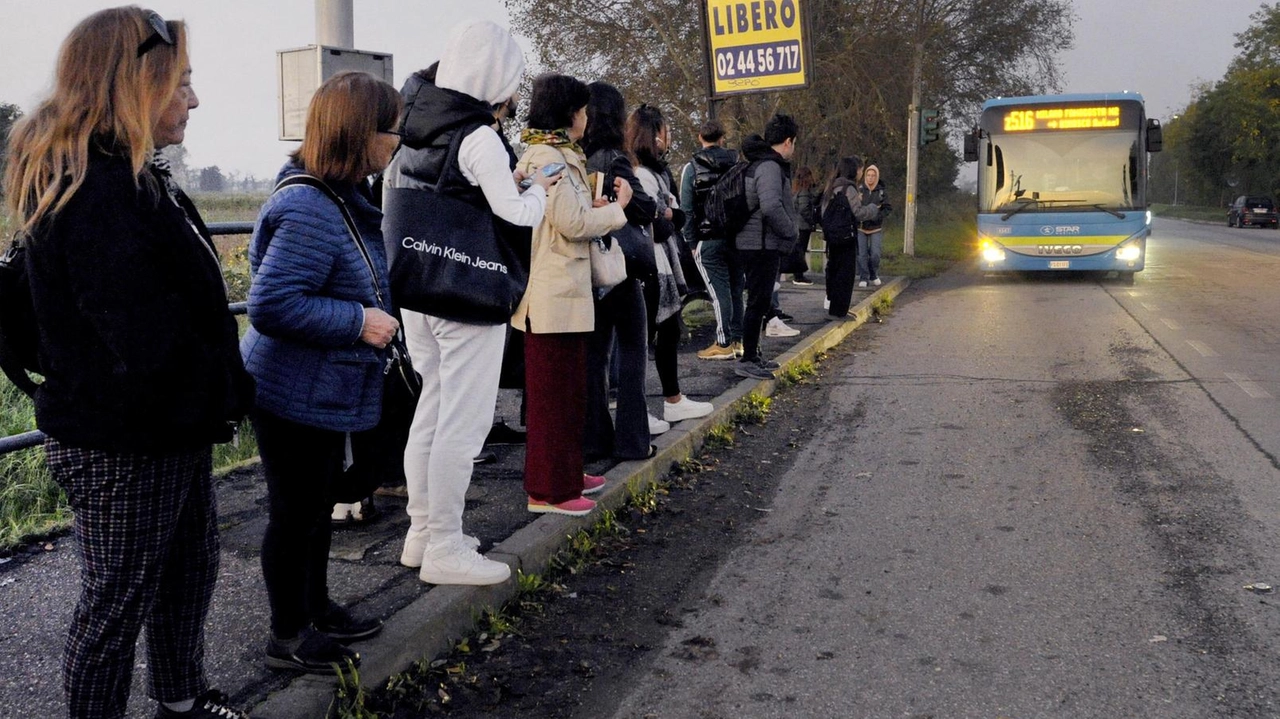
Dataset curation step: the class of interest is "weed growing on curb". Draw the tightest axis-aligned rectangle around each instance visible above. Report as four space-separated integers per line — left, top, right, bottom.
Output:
777 360 817 387
735 392 772 425
516 569 546 596
706 421 736 449
332 660 377 719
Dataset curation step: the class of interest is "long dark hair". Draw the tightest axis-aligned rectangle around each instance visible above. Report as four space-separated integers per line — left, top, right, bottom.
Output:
822 156 862 203
794 166 816 193
625 103 666 170
583 81 625 156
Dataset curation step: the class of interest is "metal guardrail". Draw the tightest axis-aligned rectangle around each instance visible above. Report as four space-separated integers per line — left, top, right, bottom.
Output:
1 222 252 456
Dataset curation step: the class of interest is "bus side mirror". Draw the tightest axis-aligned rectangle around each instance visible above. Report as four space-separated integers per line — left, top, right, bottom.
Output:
1146 119 1163 153
963 128 979 163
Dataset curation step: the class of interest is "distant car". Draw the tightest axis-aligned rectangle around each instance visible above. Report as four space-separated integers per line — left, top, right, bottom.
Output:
1228 195 1279 228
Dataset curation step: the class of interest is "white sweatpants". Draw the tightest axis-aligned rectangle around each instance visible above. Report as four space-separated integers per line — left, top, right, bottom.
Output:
401 310 506 544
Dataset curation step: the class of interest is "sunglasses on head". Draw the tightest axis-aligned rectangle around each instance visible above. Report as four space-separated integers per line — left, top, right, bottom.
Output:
136 12 174 57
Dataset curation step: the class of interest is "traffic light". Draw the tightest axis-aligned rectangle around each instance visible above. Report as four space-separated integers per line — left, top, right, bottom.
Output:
919 108 941 147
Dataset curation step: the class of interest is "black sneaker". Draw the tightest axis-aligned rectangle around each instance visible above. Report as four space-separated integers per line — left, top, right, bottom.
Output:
473 449 498 465
774 311 795 322
314 601 383 642
485 421 527 445
154 690 248 719
265 627 360 675
792 275 814 286
735 358 776 380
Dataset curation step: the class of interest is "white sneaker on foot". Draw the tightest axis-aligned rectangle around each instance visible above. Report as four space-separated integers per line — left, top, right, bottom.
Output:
857 280 868 288
872 278 882 286
765 316 800 337
401 528 480 568
663 395 713 422
419 538 510 586
823 297 830 311
648 413 671 435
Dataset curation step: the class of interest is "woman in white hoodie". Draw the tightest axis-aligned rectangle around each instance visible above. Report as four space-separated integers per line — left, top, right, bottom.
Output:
383 21 557 586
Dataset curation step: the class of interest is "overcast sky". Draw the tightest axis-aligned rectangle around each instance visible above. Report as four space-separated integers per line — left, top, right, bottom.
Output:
0 0 1266 180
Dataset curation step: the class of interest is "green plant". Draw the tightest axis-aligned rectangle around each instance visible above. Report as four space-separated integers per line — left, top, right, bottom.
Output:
516 569 546 596
627 478 663 515
331 659 380 719
705 421 736 449
777 360 816 387
735 392 772 425
480 606 515 636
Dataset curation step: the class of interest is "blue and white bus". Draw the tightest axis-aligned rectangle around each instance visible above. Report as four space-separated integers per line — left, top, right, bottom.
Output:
964 92 1163 282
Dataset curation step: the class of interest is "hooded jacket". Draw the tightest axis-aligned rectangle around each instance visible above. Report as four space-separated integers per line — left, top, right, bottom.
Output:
734 135 798 253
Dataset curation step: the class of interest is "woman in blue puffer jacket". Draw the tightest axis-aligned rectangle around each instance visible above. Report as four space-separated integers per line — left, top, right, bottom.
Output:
241 71 403 675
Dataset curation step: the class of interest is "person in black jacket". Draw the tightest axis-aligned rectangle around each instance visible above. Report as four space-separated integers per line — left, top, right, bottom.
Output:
583 82 660 460
856 164 892 287
733 114 801 380
3 8 252 718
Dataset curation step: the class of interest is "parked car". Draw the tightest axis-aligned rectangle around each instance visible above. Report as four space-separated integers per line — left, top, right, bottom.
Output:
1228 195 1279 228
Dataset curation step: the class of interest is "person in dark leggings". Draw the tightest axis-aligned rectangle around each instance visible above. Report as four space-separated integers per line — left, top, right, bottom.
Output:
732 114 801 380
243 72 402 674
821 156 881 317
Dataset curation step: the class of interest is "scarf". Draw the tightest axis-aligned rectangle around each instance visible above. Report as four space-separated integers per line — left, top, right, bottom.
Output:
519 128 586 165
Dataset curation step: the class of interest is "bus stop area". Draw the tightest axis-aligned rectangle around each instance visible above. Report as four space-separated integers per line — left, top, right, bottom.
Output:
0 278 906 719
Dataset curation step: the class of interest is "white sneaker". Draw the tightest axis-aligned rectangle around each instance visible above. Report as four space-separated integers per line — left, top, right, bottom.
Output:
765 317 800 337
857 280 868 288
331 502 359 522
419 538 510 586
663 395 713 423
401 528 480 568
648 413 671 435
823 297 830 311
872 278 882 286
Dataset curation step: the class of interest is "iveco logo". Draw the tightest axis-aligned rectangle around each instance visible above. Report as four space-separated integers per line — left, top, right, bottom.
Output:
1039 225 1083 235
1037 245 1084 255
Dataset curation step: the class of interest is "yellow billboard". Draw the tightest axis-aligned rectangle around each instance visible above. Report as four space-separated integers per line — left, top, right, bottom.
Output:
702 0 810 98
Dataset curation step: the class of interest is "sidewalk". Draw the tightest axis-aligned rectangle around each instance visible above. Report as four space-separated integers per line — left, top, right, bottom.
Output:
0 277 907 719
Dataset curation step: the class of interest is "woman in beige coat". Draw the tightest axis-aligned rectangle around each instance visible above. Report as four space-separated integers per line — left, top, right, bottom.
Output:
513 73 632 516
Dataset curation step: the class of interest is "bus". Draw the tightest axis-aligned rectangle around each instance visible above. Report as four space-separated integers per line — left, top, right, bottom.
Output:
963 92 1163 282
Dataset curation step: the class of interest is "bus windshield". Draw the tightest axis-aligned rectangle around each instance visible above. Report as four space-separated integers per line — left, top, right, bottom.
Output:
978 130 1141 214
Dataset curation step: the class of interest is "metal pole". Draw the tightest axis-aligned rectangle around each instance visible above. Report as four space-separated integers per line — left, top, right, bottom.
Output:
903 41 922 257
316 0 354 48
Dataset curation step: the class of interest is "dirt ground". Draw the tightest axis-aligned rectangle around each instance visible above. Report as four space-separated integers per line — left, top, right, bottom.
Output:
349 340 860 719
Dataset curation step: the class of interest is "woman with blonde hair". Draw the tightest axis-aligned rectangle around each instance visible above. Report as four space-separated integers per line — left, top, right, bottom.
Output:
4 7 252 718
242 71 402 674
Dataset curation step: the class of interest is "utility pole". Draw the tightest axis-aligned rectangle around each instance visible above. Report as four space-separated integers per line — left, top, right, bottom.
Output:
903 39 922 257
316 0 354 48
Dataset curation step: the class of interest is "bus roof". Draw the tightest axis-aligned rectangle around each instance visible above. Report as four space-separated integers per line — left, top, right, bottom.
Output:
981 92 1146 110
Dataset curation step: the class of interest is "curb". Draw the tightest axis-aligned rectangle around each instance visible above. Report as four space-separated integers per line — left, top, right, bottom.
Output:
250 277 910 718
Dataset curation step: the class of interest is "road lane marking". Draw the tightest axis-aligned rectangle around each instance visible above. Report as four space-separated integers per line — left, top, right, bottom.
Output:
1141 302 1159 311
1187 340 1219 357
1161 318 1182 331
1225 372 1273 399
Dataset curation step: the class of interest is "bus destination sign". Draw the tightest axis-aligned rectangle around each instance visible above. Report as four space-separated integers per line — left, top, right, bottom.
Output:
1003 105 1122 132
702 0 810 98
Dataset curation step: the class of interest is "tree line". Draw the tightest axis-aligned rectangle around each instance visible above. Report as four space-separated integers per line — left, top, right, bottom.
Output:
1150 3 1280 207
504 0 1075 197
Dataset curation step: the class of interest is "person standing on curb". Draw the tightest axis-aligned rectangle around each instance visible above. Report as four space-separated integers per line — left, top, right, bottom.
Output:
856 164 892 288
820 156 881 317
734 114 801 381
243 72 401 674
385 22 549 586
5 8 254 717
514 73 633 517
681 120 744 361
787 166 819 285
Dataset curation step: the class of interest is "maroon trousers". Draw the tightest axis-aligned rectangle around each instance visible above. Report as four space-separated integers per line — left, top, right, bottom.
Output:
523 331 589 503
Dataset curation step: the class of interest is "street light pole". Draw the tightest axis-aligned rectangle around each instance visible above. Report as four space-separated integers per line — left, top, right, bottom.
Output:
316 0 354 49
903 40 922 257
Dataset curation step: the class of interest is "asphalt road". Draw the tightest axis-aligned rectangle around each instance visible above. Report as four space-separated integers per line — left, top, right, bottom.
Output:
607 219 1280 719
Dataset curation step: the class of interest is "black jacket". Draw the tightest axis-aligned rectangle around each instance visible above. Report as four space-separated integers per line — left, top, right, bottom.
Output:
27 149 253 453
735 135 798 252
586 148 657 228
391 72 504 201
859 182 891 232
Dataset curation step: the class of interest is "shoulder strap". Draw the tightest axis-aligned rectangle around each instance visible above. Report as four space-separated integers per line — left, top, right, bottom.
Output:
272 174 387 312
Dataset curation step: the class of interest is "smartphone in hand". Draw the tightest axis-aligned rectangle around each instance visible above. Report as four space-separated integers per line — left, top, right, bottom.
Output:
519 162 567 189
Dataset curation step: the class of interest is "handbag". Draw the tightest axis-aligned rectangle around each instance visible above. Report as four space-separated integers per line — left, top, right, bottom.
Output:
273 175 423 501
610 222 657 278
590 235 627 291
382 129 528 324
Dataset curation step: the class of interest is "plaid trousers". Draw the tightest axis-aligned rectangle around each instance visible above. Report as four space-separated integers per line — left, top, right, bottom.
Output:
46 438 219 719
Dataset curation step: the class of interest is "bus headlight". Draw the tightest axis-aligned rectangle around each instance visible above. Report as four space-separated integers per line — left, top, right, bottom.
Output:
981 241 1006 262
1116 244 1142 261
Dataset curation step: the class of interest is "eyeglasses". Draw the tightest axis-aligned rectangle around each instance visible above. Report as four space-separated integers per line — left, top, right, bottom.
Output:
136 12 174 58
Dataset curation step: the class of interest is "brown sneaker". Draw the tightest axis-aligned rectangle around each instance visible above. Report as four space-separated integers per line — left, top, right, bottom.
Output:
696 342 737 361
731 341 744 358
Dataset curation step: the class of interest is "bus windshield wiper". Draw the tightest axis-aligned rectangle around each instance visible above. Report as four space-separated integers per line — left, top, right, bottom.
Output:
999 199 1036 220
1089 204 1127 219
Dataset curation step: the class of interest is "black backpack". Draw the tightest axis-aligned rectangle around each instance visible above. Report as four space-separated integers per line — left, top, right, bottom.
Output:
704 159 757 240
819 183 857 246
0 236 41 397
690 149 738 240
